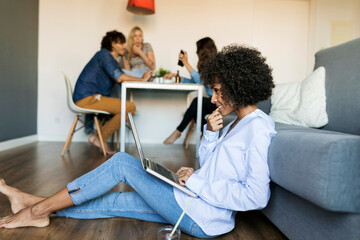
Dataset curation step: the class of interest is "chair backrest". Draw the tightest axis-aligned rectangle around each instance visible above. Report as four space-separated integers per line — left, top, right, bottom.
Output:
64 74 82 114
64 74 74 112
63 73 110 115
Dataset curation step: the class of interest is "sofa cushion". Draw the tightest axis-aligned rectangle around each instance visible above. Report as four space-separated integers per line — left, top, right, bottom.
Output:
314 38 360 135
269 66 328 128
268 123 360 213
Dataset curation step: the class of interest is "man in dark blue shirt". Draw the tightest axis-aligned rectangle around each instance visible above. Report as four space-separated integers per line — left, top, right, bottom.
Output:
73 30 152 155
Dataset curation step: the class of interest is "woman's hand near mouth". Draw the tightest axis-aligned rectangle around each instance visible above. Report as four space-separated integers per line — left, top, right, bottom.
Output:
206 108 223 132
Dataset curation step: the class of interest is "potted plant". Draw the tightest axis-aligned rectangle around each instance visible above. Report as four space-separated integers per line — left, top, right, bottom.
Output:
155 67 170 78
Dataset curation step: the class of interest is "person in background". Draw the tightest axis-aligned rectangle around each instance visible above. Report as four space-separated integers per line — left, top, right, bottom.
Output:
0 44 276 238
86 27 155 136
86 27 156 135
119 26 156 77
163 37 218 144
73 30 152 155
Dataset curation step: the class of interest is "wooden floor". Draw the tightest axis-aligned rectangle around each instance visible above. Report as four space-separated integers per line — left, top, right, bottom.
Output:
0 142 287 240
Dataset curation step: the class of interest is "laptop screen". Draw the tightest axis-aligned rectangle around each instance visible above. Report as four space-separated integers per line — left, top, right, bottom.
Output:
127 113 146 168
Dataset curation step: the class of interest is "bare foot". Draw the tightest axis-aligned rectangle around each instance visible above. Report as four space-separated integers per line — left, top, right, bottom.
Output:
0 206 50 228
88 134 116 155
163 130 182 145
0 179 45 214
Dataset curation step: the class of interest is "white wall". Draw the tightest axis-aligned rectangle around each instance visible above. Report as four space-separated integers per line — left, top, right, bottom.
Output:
38 0 312 143
253 0 309 84
307 0 360 72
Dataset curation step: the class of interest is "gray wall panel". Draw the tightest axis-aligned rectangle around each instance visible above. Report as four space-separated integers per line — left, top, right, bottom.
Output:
0 0 38 142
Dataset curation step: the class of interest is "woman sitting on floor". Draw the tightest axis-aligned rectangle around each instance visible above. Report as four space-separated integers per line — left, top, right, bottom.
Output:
0 45 276 238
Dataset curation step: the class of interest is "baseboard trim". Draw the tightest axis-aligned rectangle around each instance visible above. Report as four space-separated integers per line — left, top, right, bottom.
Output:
0 135 38 152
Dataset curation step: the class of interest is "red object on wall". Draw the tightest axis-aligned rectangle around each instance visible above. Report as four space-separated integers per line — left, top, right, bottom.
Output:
127 0 155 15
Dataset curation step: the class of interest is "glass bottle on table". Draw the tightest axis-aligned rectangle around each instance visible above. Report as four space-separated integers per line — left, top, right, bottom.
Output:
175 70 180 84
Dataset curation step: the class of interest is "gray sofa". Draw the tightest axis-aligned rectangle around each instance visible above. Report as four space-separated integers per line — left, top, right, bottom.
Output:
257 38 360 240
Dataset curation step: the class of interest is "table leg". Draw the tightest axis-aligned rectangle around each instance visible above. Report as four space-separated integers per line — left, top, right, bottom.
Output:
120 85 127 152
195 89 203 158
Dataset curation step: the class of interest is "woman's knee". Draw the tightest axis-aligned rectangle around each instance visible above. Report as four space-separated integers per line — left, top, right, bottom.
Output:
111 152 130 162
190 97 198 106
110 152 139 167
126 102 136 114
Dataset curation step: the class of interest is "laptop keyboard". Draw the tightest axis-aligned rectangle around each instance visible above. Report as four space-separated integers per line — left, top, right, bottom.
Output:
149 161 177 182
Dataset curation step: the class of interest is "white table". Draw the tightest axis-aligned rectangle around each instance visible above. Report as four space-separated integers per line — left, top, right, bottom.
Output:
120 82 203 157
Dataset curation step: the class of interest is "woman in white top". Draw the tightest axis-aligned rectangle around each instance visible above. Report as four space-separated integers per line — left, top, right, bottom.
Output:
0 45 276 238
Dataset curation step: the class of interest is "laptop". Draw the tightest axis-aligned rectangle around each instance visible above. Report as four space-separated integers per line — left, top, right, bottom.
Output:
127 112 198 198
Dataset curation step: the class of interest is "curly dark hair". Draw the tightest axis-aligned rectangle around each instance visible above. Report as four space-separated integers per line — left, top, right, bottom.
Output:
196 37 217 74
202 44 274 109
101 30 126 51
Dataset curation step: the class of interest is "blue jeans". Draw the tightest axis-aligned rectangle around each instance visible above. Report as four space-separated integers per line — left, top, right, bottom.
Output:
56 152 213 238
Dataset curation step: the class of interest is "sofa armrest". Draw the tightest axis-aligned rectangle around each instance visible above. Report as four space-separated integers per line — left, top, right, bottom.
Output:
268 123 360 213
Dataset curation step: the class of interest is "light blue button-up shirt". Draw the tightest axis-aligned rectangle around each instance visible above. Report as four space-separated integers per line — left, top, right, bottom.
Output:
174 109 277 236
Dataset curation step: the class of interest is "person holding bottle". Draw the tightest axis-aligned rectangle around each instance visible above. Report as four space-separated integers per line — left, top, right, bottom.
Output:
163 37 218 144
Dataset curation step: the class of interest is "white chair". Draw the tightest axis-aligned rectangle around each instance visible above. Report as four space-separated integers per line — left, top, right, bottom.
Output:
61 74 118 156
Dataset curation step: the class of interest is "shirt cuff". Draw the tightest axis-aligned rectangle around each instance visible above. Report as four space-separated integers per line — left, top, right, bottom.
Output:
203 124 219 141
180 77 192 83
113 69 123 81
190 69 197 77
190 70 200 83
186 173 206 195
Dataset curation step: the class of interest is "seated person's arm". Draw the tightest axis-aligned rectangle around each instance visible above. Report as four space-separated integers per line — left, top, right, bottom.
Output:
163 73 195 83
198 126 219 166
145 51 156 70
180 51 193 74
189 70 200 84
117 71 152 83
121 55 130 70
163 51 200 83
179 51 201 84
186 132 272 211
176 71 199 84
100 50 148 83
164 73 176 79
133 45 156 70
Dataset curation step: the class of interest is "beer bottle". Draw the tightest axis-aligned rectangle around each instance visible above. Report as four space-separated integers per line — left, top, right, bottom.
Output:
175 70 181 84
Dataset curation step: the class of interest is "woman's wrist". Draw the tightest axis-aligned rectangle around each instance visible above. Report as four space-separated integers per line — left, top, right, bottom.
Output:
141 53 154 69
184 62 193 73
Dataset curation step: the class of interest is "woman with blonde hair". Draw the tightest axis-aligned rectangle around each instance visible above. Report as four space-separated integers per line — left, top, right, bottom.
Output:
119 26 155 77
